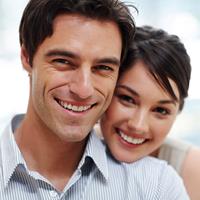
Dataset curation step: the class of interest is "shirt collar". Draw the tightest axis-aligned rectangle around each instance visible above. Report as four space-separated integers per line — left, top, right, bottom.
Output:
0 116 109 187
0 116 27 188
78 129 109 181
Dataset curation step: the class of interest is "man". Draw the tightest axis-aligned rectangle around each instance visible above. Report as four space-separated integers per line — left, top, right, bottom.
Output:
0 0 136 199
0 0 189 199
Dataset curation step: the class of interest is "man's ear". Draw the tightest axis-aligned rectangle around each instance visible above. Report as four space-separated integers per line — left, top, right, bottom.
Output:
21 45 32 74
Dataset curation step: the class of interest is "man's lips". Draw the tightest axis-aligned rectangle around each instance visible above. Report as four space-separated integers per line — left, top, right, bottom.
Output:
55 98 96 113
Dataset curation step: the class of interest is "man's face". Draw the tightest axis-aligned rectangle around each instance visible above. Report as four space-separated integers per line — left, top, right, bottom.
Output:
22 14 122 142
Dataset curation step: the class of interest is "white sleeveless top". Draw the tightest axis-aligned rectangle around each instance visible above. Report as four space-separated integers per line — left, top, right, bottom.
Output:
158 137 191 174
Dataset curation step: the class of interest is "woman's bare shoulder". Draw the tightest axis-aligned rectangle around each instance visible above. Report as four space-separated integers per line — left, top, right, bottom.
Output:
182 146 200 200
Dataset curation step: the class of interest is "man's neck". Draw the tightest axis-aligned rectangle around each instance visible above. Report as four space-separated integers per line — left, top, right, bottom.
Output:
14 115 87 191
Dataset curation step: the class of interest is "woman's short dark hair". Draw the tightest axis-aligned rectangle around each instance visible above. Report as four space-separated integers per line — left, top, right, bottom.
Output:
120 26 191 111
19 0 136 65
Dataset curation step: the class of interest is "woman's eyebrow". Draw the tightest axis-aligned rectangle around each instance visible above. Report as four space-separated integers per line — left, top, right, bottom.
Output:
116 85 139 96
158 100 177 106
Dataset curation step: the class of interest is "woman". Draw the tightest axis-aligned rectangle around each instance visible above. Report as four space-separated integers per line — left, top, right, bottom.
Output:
97 26 200 200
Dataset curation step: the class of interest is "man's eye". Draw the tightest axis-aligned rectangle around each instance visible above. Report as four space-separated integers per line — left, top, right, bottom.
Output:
154 107 170 115
94 65 113 71
52 58 69 64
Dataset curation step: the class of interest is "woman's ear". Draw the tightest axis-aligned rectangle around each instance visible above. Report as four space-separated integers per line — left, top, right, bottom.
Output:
21 44 32 74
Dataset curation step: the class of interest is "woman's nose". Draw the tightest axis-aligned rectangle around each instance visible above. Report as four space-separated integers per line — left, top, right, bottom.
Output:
127 109 149 134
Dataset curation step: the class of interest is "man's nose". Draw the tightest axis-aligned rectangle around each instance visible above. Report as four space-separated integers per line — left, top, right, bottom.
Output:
69 68 94 100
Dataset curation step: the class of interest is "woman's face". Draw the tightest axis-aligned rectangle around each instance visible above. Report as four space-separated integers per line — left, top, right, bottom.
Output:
100 60 180 163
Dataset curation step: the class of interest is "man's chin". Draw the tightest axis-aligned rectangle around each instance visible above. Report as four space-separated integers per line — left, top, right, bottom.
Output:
56 125 92 142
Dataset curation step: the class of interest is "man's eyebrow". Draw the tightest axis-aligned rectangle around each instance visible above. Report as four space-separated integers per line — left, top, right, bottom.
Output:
45 49 120 66
96 57 121 67
45 49 78 59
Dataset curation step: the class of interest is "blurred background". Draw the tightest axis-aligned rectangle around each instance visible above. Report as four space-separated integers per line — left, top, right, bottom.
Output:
0 0 199 145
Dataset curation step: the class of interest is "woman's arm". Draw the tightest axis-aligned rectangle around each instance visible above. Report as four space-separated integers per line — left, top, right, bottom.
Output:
181 146 200 200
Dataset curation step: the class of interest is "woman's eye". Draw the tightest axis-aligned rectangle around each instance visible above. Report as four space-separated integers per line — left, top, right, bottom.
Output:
117 94 135 104
154 107 170 115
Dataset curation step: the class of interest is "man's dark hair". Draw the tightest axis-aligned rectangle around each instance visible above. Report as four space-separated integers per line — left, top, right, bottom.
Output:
19 0 136 65
120 26 191 111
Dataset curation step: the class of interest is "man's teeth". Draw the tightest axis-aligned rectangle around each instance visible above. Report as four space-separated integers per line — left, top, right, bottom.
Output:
59 100 91 112
119 131 145 145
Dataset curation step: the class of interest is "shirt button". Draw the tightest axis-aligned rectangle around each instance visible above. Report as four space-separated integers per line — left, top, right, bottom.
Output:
50 190 58 198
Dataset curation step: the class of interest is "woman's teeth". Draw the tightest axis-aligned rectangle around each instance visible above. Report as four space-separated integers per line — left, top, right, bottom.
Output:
119 130 146 145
